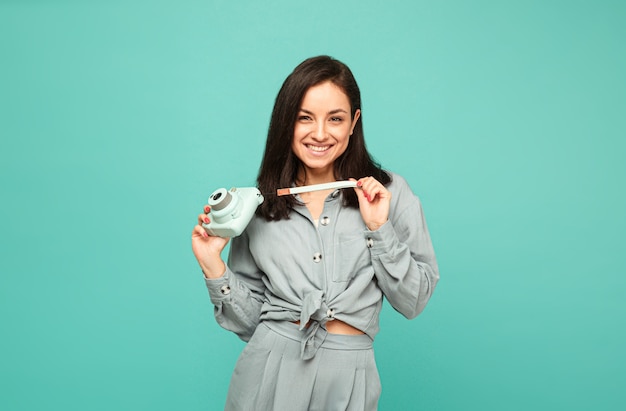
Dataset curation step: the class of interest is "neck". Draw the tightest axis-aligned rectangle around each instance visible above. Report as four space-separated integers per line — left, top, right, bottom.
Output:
296 167 336 186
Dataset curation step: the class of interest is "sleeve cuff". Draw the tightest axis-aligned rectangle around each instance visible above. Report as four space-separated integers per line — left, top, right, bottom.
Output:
364 220 398 256
204 269 233 302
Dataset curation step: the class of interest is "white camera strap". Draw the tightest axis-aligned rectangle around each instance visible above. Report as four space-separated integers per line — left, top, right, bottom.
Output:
276 180 357 196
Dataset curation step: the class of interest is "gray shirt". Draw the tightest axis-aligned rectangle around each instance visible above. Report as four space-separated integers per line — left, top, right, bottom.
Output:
205 172 439 359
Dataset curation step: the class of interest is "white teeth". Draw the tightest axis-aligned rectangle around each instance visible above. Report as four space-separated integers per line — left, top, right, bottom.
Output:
307 145 330 152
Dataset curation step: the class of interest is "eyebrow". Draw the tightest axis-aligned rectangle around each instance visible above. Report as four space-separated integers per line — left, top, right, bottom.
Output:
299 108 349 115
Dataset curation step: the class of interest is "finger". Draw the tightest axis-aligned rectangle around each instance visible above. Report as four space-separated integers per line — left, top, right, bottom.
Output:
359 177 381 202
356 178 376 202
352 179 368 201
367 187 388 203
356 177 375 192
203 205 211 214
363 179 389 202
192 224 209 238
198 214 211 225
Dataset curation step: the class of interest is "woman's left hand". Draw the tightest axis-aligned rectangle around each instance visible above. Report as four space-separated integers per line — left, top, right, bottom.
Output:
351 177 391 231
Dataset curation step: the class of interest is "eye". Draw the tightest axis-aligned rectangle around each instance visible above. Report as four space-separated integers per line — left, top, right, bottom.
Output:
298 115 312 121
330 116 344 123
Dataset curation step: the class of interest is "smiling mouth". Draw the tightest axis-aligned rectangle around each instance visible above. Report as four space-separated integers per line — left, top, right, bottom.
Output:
306 144 331 152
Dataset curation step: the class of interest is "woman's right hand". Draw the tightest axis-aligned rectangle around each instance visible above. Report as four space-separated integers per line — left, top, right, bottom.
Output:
192 205 230 279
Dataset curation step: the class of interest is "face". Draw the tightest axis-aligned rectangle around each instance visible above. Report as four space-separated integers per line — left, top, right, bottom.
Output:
292 81 361 181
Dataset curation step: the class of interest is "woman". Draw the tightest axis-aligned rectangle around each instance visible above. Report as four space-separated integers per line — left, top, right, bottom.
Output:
192 55 439 410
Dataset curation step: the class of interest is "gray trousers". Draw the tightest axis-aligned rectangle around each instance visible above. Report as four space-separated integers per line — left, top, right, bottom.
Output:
225 321 381 411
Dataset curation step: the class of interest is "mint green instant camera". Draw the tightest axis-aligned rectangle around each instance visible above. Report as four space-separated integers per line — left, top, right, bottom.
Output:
202 187 264 238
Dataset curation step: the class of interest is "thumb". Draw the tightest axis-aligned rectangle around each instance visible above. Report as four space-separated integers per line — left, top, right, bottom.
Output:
349 178 367 203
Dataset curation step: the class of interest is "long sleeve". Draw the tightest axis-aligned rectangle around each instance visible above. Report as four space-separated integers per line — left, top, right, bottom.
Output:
204 230 266 341
365 180 439 319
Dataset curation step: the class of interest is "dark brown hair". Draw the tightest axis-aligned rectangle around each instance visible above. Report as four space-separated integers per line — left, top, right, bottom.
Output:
257 55 391 220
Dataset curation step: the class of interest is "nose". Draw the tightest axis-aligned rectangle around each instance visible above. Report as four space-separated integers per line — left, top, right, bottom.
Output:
312 120 327 140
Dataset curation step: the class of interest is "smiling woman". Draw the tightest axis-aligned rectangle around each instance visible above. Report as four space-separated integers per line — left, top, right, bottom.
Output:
291 81 361 183
191 55 439 410
255 56 391 221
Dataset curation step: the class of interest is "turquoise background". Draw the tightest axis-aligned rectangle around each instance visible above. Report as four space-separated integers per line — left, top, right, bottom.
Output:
1 1 625 410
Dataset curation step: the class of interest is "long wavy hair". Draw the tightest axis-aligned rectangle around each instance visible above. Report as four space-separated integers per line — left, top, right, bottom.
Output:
257 55 391 220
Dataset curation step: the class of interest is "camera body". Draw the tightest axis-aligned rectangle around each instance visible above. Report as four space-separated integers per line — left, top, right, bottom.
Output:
202 187 264 238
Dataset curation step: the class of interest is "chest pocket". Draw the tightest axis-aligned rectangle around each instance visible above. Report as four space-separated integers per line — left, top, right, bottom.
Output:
332 234 371 282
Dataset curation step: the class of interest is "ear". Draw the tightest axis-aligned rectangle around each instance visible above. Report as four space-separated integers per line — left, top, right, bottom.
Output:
350 109 361 135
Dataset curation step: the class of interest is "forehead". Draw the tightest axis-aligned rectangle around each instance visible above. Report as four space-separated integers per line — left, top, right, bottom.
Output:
301 81 350 109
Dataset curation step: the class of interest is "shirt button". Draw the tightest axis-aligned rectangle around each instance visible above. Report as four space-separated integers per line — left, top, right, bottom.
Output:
366 237 374 248
220 285 231 295
320 216 330 226
313 252 322 263
326 308 335 318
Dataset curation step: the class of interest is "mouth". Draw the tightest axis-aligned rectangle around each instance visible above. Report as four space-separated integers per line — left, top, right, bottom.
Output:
306 144 332 153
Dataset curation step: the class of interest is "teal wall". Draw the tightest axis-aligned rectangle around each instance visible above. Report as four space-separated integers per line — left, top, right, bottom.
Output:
1 1 624 410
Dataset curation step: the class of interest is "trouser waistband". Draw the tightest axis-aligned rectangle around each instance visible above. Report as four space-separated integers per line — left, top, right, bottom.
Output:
262 320 373 352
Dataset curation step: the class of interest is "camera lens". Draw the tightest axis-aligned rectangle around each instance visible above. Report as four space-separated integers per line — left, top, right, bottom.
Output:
209 188 232 211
